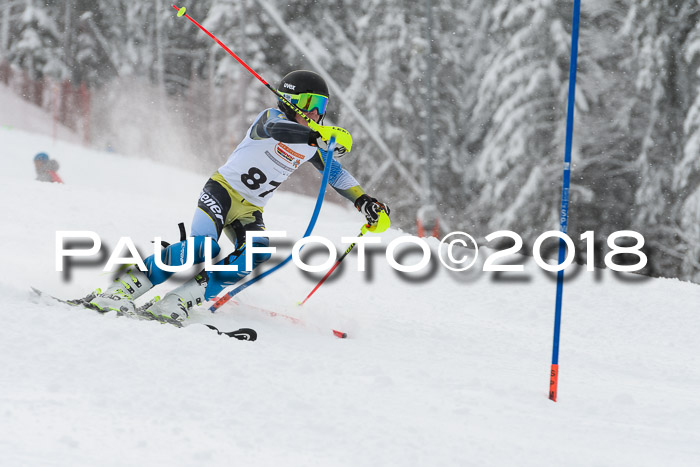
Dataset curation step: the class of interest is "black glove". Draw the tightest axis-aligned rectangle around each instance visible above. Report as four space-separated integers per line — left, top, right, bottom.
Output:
354 194 390 224
307 130 348 155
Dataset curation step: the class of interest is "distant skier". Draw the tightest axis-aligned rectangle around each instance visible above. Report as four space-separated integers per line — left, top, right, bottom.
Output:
86 70 390 322
34 152 63 183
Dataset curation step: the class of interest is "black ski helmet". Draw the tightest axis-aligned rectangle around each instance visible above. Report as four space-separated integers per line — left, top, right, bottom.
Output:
277 70 330 123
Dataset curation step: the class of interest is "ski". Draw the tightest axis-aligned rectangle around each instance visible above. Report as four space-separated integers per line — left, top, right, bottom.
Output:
204 325 257 341
30 287 257 341
30 286 102 309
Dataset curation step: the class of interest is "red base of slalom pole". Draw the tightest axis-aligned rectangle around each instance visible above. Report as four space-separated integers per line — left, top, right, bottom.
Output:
332 330 347 339
549 364 559 402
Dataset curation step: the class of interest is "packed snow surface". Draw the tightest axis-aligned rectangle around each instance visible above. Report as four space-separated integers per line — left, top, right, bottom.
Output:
1 127 699 466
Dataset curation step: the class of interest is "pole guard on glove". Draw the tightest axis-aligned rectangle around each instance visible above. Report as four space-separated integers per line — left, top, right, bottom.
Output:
309 125 353 155
361 211 391 234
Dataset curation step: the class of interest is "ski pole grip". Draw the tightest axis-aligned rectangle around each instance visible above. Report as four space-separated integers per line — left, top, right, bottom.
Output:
172 5 187 17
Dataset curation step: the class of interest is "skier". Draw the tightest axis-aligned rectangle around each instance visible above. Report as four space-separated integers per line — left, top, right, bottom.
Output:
34 152 63 183
86 70 390 323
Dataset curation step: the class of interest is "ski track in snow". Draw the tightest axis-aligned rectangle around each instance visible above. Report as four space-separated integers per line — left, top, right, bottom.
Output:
1 127 699 466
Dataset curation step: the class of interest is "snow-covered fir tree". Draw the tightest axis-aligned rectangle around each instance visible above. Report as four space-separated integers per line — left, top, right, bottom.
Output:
624 0 700 278
1 0 699 282
468 0 573 240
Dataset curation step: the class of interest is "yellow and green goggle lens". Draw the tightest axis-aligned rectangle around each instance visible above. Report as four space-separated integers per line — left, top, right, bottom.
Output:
281 92 329 115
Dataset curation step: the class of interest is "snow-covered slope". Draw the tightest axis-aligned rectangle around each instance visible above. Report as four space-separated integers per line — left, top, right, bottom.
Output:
1 127 699 467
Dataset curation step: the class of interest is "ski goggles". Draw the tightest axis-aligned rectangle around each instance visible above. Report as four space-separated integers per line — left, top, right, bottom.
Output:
280 92 329 115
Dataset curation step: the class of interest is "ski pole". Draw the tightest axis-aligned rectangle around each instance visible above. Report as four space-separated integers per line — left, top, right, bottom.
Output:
229 299 347 339
171 5 322 132
299 211 391 305
299 229 366 306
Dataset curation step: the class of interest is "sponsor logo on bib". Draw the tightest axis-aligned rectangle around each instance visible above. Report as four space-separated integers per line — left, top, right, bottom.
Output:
275 143 306 168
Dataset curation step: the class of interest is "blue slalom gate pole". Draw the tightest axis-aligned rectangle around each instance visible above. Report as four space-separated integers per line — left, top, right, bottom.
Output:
550 0 581 402
209 138 337 312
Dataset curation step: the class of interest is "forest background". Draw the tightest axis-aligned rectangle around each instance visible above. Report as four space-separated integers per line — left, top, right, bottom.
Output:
1 0 699 283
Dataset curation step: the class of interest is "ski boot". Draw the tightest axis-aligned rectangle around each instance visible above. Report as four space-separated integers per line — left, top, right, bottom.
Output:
138 272 208 326
88 267 154 316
